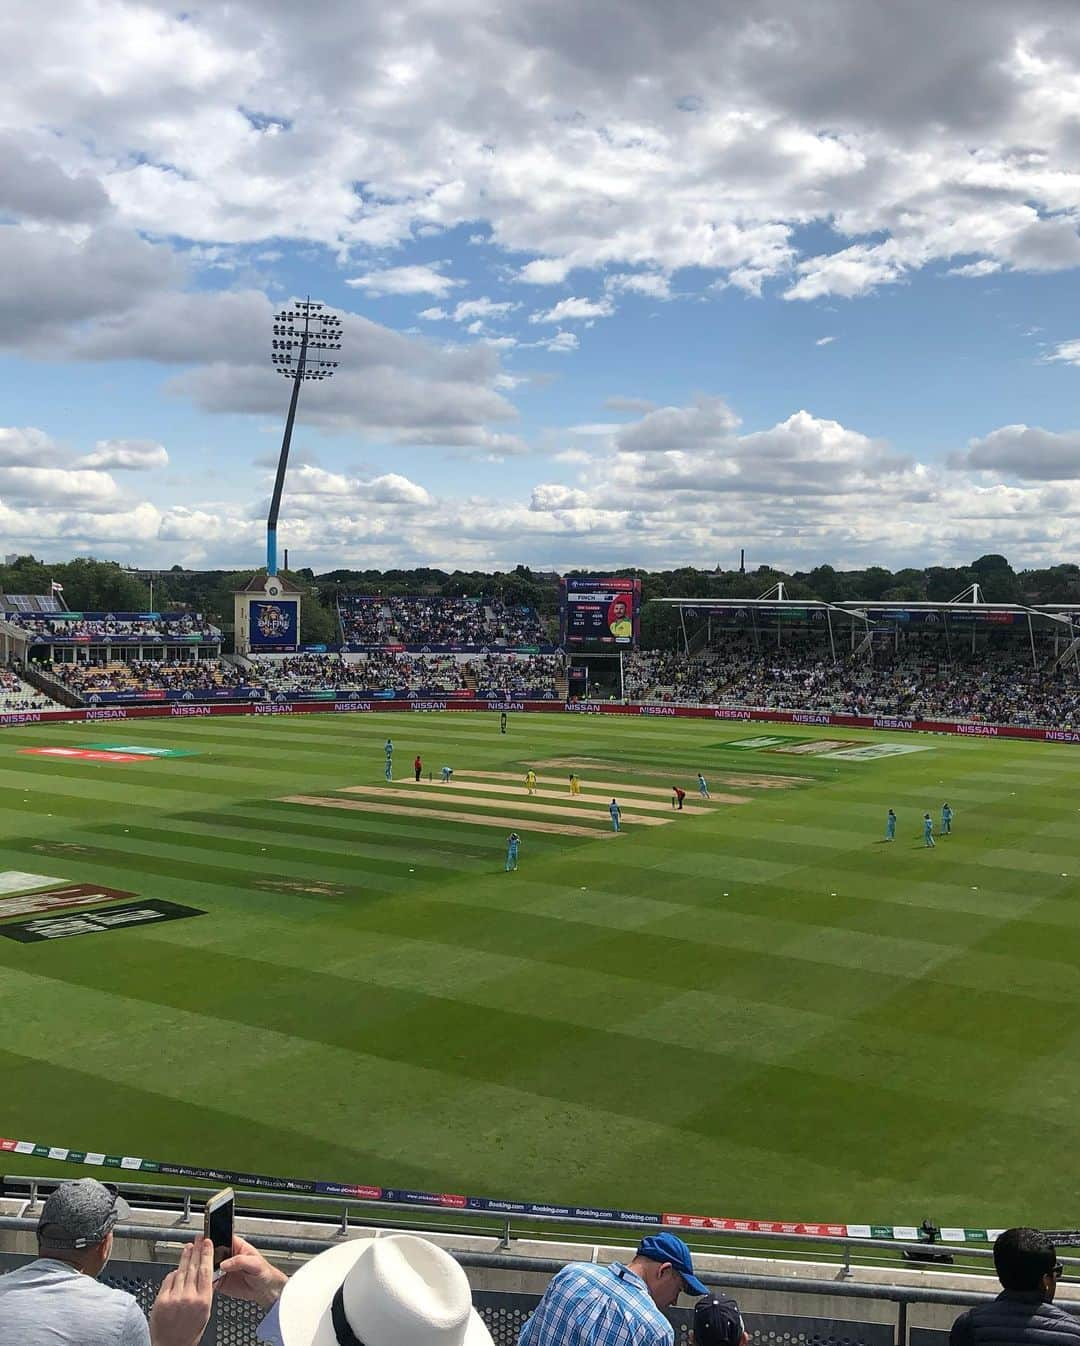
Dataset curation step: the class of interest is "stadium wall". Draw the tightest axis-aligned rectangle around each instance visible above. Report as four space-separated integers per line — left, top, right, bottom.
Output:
1 698 1079 743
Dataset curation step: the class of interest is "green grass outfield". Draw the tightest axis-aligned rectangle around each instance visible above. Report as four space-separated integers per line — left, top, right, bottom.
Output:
1 709 1079 1229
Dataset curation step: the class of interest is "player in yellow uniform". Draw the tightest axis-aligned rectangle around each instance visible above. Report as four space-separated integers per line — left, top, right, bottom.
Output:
525 769 537 795
569 773 581 796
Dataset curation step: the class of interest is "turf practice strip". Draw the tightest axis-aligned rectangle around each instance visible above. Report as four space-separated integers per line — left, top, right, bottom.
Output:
1 710 1079 1227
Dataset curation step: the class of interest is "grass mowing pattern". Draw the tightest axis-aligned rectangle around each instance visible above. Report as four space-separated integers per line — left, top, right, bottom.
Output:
0 711 1078 1226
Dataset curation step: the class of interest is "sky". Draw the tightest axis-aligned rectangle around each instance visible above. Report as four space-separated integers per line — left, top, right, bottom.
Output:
4 0 1080 574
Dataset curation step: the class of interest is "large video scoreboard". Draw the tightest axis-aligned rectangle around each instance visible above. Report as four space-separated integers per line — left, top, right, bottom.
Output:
560 576 641 650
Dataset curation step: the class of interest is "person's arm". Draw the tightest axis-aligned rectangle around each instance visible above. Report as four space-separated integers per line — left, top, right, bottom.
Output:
148 1237 214 1346
949 1309 974 1346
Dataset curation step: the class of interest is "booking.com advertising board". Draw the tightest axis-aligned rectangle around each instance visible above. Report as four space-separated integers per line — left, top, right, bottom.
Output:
560 576 642 650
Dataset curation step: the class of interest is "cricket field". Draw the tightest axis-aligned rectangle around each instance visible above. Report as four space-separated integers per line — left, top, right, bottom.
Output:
1 710 1078 1228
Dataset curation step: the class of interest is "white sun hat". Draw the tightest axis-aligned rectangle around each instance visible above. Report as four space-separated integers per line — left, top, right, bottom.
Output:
276 1233 495 1346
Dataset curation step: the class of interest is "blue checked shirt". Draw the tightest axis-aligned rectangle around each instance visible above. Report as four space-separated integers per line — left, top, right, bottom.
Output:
519 1262 673 1346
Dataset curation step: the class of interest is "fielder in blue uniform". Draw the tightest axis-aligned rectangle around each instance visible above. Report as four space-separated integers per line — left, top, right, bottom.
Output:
942 802 952 834
440 765 453 782
505 832 520 871
609 799 622 832
697 773 710 798
923 812 935 847
885 808 896 841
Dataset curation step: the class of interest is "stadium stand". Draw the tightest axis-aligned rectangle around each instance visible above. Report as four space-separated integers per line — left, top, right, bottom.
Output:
621 642 1080 727
468 653 563 697
0 669 63 712
250 653 469 693
337 595 548 648
38 658 246 700
248 651 564 696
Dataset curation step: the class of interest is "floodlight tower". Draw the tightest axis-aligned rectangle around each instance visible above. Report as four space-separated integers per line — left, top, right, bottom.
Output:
268 299 342 575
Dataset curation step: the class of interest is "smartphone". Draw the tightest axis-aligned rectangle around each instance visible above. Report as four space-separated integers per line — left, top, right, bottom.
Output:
203 1187 234 1281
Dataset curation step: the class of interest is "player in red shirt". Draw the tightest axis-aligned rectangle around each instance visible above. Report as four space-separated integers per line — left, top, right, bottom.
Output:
672 785 686 810
414 755 422 781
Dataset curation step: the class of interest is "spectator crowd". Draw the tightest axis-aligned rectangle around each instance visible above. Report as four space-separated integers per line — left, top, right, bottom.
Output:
39 659 246 699
622 639 1080 728
249 652 563 695
7 612 220 642
338 596 548 647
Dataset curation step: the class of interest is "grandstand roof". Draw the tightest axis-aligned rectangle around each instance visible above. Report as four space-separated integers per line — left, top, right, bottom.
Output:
236 572 303 594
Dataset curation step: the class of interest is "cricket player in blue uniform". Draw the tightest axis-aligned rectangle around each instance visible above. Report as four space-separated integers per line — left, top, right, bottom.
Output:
923 812 935 847
609 799 622 832
440 765 453 782
886 808 896 841
942 802 952 834
505 832 520 871
384 738 393 781
697 773 710 798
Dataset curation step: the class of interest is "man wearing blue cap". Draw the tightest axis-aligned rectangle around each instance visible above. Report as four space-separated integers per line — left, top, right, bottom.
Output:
519 1232 708 1346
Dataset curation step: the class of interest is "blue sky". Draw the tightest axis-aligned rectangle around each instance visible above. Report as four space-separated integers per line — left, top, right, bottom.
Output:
3 0 1080 572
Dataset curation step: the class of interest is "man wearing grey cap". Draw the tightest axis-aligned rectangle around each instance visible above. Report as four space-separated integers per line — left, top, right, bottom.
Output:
0 1177 151 1344
0 1177 215 1346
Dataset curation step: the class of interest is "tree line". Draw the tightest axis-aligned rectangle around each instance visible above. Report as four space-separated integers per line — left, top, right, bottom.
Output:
1 554 1077 649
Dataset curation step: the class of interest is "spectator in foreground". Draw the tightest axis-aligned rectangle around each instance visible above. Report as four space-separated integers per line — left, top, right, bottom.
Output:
0 1176 220 1346
950 1228 1080 1346
519 1232 709 1346
692 1294 749 1346
225 1231 492 1346
0 1177 150 1345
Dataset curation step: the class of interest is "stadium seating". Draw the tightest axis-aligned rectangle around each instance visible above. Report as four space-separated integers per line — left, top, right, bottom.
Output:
337 595 548 648
39 659 246 699
621 642 1080 727
0 669 63 712
248 651 564 696
249 653 469 693
5 612 221 642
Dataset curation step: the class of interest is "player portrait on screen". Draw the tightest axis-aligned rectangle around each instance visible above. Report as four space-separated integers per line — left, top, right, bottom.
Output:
607 597 632 639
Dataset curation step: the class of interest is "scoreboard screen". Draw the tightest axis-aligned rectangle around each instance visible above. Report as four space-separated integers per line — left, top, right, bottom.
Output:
560 577 641 649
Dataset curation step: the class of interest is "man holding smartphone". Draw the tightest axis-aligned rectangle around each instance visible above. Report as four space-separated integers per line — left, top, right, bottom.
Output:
0 1178 228 1346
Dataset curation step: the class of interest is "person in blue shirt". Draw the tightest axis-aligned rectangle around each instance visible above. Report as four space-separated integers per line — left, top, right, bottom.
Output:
519 1233 709 1346
923 812 935 848
609 799 622 832
942 802 953 835
885 808 896 841
505 832 520 871
440 765 454 783
697 773 710 798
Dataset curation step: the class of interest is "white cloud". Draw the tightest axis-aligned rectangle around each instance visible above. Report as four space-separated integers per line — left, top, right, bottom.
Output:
345 265 463 297
1044 339 1080 367
953 424 1080 480
529 297 615 324
604 272 671 299
451 297 519 323
815 335 837 346
77 439 169 471
418 307 448 320
948 259 1003 278
0 427 64 468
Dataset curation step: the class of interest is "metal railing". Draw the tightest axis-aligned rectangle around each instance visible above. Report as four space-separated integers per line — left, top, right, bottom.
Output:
6 1175 1080 1286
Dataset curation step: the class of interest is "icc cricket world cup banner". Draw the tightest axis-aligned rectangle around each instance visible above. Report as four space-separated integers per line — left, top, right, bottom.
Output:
249 600 298 649
560 576 642 649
